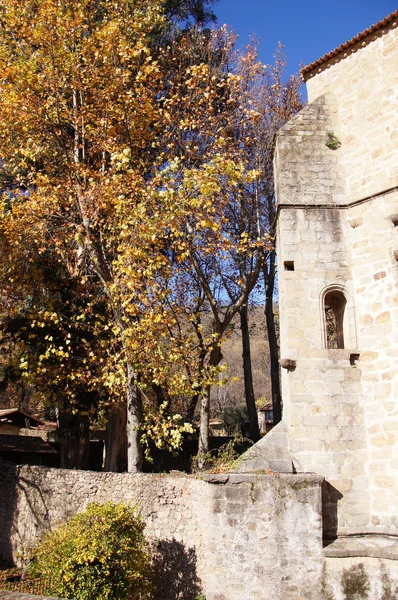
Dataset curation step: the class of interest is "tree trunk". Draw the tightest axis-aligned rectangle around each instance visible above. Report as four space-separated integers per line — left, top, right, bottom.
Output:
187 326 206 421
126 362 143 473
198 340 222 457
239 304 260 442
104 403 127 472
264 250 282 426
187 393 200 421
58 410 90 469
198 386 210 454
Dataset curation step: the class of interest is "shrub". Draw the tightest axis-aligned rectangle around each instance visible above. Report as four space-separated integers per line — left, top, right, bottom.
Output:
325 130 341 150
220 405 248 435
31 502 153 600
192 436 251 473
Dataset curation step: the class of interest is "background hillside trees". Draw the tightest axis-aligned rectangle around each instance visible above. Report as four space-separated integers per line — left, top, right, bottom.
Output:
233 43 302 430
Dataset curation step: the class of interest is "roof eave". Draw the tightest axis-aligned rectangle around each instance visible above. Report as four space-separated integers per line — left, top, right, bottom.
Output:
302 10 398 81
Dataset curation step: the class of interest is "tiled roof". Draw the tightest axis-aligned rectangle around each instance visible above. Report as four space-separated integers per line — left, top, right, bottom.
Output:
302 10 398 79
0 408 45 426
258 403 273 412
0 408 20 417
0 435 58 454
37 421 58 432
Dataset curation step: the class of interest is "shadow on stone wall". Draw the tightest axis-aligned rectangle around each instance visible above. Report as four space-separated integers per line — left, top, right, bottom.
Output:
0 461 18 567
0 461 52 567
152 539 202 600
14 473 51 564
322 481 343 541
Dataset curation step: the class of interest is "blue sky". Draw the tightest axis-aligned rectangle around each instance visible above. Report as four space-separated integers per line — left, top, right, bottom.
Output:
213 1 397 78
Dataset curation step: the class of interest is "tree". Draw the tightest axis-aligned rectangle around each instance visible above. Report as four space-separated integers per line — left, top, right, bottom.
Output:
168 41 302 450
0 0 256 470
0 0 301 470
155 35 272 452
208 42 302 438
0 0 185 471
245 44 302 426
0 219 111 467
164 0 218 26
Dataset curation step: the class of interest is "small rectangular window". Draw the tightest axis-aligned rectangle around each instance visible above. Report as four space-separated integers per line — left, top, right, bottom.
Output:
350 353 360 367
284 261 295 271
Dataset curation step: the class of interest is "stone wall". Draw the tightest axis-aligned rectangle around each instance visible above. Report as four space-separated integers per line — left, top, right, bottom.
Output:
305 21 398 203
274 98 371 536
0 462 324 600
346 191 398 531
323 535 398 600
274 97 346 208
0 594 61 599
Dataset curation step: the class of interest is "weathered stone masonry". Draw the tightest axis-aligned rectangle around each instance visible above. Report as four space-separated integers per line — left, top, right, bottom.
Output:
273 15 398 537
0 463 324 600
237 13 398 599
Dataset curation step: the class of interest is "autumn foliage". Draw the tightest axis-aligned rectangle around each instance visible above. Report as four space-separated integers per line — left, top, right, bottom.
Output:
31 502 153 600
0 0 302 469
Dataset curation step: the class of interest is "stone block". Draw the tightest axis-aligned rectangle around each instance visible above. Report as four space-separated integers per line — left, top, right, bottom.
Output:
237 421 294 473
371 433 396 447
374 476 395 488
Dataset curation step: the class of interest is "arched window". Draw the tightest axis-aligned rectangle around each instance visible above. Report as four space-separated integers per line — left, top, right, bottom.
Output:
324 289 347 349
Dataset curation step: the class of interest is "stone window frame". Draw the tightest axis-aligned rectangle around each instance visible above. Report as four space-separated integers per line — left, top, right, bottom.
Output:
320 284 358 350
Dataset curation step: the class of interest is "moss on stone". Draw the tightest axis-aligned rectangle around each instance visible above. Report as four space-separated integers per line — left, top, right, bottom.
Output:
341 563 370 599
325 130 341 150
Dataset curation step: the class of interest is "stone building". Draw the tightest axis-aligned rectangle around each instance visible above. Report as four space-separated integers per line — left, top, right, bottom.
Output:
271 10 398 538
0 408 44 436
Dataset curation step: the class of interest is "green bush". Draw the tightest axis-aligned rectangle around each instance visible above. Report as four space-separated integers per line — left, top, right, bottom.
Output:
31 502 153 600
220 405 248 435
192 436 251 473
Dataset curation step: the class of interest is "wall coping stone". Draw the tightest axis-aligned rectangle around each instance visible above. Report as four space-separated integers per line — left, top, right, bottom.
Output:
201 472 324 485
0 594 64 599
0 460 324 486
324 535 398 561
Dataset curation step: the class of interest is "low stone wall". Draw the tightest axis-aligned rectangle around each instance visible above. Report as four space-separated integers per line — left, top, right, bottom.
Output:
0 594 62 599
0 462 324 600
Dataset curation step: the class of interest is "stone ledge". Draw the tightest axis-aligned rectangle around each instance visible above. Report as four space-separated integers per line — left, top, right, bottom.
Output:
324 535 398 561
0 593 64 600
201 473 324 485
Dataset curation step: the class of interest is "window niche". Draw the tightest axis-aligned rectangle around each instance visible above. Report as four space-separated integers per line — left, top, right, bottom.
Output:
284 261 295 271
324 289 347 349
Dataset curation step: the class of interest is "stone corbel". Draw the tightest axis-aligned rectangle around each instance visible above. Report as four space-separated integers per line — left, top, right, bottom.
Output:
280 358 296 371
